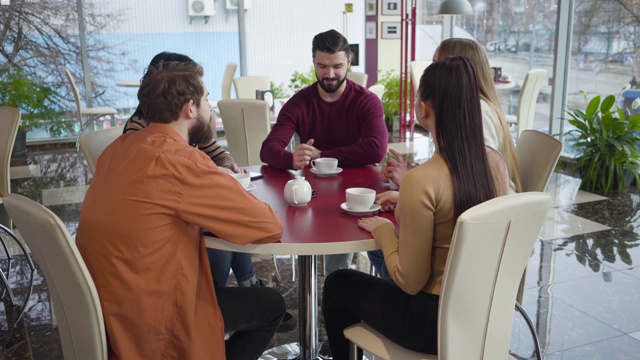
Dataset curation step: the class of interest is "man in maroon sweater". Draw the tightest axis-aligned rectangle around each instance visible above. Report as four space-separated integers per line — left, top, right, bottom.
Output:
260 29 387 171
260 29 388 275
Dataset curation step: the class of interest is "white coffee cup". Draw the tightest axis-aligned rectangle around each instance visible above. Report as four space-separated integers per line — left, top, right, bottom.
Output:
346 188 376 211
231 173 251 189
311 157 338 173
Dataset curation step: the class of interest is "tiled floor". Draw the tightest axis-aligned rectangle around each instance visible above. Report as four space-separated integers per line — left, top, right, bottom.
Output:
2 134 640 359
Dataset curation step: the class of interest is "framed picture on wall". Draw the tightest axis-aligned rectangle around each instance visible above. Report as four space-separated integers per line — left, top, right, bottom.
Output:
381 22 401 39
365 21 377 39
381 0 401 15
365 0 376 16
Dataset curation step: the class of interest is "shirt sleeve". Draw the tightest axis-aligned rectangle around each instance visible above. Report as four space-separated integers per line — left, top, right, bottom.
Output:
480 100 502 152
320 93 388 167
259 102 297 170
199 138 235 169
372 166 441 295
175 154 283 244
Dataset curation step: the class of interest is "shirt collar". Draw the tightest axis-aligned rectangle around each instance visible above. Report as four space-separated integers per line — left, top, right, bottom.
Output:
148 122 188 145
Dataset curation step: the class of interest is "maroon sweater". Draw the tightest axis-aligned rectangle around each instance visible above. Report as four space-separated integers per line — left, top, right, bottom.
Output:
260 79 387 169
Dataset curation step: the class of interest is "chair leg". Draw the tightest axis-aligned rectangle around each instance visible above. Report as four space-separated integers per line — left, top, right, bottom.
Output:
272 255 285 284
515 302 542 360
349 341 358 360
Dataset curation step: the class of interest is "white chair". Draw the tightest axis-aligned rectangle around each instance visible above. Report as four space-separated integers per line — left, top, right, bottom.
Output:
514 129 562 302
232 76 270 99
0 106 20 228
344 192 552 360
3 193 108 360
212 62 237 111
64 68 117 147
79 126 123 175
410 60 430 91
368 84 385 101
505 69 548 138
217 99 271 167
346 72 368 87
221 63 238 101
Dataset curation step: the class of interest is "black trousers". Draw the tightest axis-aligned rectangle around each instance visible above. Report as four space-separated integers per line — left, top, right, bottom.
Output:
322 269 439 360
217 286 286 360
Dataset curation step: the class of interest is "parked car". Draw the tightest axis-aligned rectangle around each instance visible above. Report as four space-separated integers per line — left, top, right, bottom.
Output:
485 40 506 52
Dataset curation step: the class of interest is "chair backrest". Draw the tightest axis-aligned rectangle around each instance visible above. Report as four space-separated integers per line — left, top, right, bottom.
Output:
79 126 124 175
438 192 551 359
3 193 108 360
232 76 270 99
0 106 20 199
410 61 430 90
221 62 238 101
346 72 369 87
217 99 271 166
516 68 547 137
368 84 385 101
516 129 562 192
64 68 84 125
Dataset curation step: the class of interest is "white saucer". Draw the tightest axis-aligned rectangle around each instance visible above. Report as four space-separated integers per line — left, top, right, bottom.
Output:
245 183 257 192
340 202 381 216
311 167 343 177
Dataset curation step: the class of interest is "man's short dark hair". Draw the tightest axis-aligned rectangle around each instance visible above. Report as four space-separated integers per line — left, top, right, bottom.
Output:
137 61 204 124
312 29 352 59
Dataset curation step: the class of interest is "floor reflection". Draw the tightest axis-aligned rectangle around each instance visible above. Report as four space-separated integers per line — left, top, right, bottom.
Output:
3 140 640 359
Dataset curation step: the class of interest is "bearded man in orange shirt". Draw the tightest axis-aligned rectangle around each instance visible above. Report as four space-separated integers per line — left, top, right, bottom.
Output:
77 61 285 360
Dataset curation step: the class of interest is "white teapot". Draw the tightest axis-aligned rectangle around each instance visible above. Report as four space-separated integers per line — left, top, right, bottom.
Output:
284 176 312 206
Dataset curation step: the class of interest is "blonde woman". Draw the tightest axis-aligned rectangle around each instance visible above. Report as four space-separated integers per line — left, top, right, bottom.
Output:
380 38 520 194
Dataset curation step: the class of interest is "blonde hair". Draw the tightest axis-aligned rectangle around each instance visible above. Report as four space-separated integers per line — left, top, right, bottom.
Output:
436 38 521 192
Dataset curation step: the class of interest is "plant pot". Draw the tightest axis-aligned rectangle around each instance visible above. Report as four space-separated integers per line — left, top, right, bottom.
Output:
385 115 399 132
11 130 28 157
578 161 636 194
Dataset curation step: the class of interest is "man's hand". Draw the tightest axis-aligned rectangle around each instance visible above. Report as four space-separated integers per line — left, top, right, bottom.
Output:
292 139 320 169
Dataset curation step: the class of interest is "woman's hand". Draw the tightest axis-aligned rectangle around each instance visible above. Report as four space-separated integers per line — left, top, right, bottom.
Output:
357 216 392 233
376 191 399 212
229 163 248 174
384 149 410 186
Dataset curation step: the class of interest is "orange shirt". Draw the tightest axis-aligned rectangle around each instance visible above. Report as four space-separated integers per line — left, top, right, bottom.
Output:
77 123 283 360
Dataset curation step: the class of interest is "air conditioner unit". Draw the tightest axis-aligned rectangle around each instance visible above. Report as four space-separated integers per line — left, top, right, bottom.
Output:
189 0 215 16
226 0 252 10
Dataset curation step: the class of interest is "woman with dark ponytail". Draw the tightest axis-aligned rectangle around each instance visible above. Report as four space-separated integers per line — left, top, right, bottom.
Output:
322 56 510 359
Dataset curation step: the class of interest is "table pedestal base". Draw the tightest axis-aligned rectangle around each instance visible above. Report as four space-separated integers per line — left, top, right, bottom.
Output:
260 342 333 360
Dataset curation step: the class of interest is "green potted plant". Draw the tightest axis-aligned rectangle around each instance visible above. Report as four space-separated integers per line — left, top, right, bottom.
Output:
565 90 640 195
0 70 69 155
375 70 410 131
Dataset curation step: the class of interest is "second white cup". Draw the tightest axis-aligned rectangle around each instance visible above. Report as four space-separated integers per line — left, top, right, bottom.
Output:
346 187 376 211
231 173 251 189
311 157 338 173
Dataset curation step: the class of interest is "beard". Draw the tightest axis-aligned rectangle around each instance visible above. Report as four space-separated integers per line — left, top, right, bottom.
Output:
188 112 213 146
316 72 348 94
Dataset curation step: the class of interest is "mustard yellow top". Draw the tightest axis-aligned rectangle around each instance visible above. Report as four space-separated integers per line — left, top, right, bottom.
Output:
372 148 510 295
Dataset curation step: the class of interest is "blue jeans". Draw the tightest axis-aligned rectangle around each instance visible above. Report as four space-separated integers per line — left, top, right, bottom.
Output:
367 250 393 281
207 248 256 287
